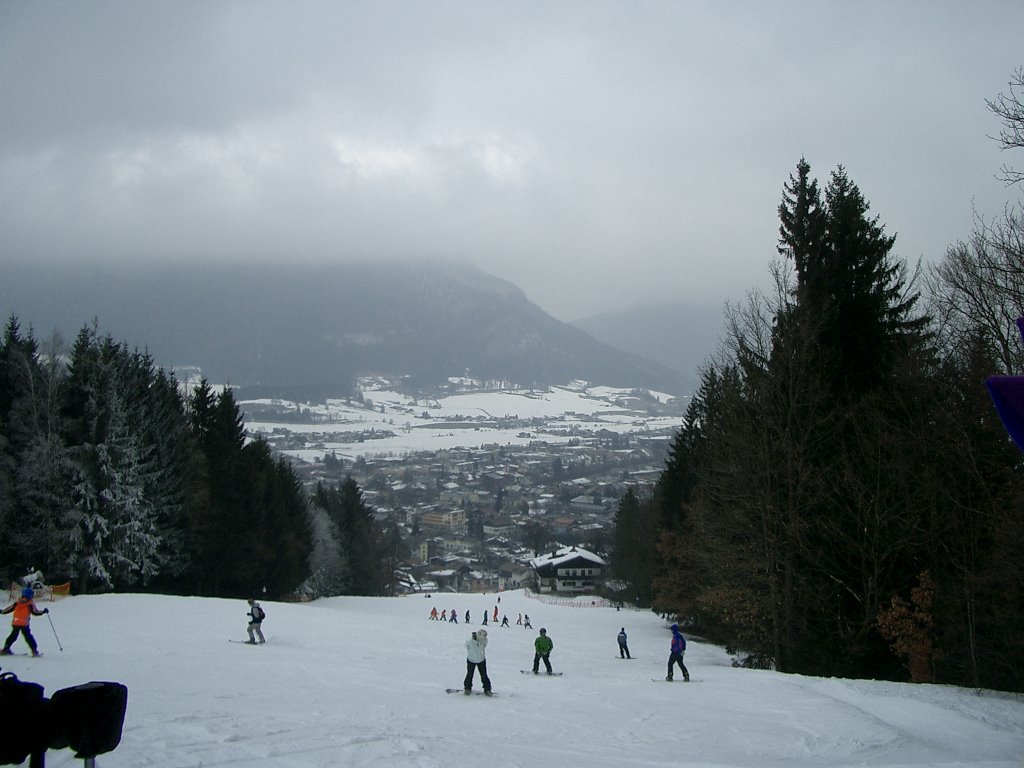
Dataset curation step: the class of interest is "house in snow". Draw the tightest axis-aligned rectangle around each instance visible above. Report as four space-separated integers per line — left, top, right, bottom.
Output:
529 546 606 594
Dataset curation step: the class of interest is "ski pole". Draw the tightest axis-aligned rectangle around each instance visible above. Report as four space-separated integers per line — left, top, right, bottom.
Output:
46 611 63 652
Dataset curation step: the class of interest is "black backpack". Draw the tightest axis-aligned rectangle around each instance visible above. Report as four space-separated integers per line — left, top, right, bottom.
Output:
254 605 266 621
0 670 48 765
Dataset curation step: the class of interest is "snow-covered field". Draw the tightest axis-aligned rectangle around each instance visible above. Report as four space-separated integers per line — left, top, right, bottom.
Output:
3 591 1023 767
244 383 686 462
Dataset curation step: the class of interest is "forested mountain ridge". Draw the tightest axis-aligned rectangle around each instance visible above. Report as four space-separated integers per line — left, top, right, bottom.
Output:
0 261 689 398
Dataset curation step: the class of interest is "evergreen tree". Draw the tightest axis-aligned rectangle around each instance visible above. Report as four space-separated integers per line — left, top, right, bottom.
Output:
187 382 253 596
311 476 389 595
779 161 925 396
652 161 935 678
610 486 657 606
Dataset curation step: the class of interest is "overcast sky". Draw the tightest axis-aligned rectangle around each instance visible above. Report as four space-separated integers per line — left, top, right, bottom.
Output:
2 2 1022 321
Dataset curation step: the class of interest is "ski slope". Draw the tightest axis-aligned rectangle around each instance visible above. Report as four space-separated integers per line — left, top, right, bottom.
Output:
2 590 1022 767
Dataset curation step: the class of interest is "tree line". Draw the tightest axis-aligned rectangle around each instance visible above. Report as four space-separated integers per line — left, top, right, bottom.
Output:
612 68 1024 692
0 322 393 599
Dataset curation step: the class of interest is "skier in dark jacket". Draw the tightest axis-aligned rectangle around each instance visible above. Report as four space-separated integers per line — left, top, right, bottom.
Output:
1 588 48 656
245 598 266 644
617 627 631 659
666 623 689 681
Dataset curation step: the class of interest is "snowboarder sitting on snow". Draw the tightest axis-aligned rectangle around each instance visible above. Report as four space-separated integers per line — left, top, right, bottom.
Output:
464 629 492 695
666 623 689 681
1 587 48 656
246 598 266 644
533 628 554 674
617 627 631 659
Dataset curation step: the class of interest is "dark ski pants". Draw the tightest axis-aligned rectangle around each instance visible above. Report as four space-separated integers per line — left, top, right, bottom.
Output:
533 652 552 674
4 625 38 654
464 660 491 692
667 652 689 681
619 643 631 659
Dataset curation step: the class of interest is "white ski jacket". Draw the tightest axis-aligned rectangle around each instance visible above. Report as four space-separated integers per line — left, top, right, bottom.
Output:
465 632 488 663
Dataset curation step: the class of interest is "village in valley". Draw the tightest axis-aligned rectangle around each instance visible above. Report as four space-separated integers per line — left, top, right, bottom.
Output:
238 376 688 598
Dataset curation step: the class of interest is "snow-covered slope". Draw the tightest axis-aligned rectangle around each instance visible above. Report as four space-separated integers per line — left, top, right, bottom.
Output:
3 591 1022 767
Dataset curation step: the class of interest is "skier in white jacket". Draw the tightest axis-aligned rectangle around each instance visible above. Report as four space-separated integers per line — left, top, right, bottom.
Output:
463 629 492 695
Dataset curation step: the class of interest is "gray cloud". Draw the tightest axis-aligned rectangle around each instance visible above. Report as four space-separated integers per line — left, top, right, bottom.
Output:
1 1 1021 320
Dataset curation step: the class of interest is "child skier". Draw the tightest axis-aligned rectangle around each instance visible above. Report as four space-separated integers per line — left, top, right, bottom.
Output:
532 628 554 674
1 587 48 656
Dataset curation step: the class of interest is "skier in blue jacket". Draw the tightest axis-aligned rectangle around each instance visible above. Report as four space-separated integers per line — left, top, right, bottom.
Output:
666 623 689 681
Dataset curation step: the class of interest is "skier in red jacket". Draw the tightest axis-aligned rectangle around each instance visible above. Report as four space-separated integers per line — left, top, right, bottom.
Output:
1 587 48 656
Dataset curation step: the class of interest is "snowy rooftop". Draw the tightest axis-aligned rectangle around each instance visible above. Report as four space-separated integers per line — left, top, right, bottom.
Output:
529 545 606 569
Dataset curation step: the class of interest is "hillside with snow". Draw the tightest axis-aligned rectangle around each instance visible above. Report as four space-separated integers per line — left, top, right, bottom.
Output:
243 381 685 462
2 590 1022 767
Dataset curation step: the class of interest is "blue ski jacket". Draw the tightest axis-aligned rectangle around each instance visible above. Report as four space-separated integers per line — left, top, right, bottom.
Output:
670 625 686 655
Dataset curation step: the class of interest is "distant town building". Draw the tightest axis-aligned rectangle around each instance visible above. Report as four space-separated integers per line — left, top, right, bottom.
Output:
530 545 606 594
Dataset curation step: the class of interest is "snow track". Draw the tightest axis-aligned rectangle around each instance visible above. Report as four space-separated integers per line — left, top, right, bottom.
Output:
2 590 1022 767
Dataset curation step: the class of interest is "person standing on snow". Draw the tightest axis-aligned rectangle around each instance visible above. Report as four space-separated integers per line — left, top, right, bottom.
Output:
463 629 492 695
1 587 48 656
617 627 631 659
246 598 266 644
532 628 554 674
666 623 689 681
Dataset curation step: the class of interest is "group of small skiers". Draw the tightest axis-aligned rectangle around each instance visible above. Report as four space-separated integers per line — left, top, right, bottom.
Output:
429 604 532 628
459 620 689 694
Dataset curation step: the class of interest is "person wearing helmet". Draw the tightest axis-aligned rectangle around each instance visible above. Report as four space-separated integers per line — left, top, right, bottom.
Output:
0 587 48 656
532 627 554 674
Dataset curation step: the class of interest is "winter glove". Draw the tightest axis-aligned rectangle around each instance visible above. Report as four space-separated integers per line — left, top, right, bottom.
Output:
42 608 48 614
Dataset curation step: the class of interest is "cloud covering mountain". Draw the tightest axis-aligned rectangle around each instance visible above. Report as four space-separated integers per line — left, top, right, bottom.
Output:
1 261 689 397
